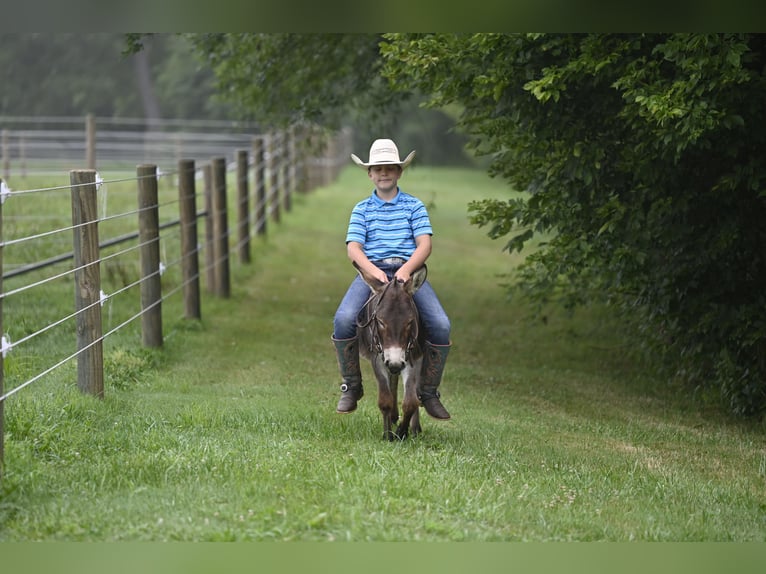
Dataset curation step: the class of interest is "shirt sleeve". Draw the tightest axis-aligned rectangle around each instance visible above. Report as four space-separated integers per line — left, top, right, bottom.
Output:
410 199 433 237
345 203 367 245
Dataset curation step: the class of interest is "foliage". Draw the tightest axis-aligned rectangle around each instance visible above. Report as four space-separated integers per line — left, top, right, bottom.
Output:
185 33 394 129
0 33 231 119
183 33 474 163
150 34 236 119
0 34 140 116
381 33 766 416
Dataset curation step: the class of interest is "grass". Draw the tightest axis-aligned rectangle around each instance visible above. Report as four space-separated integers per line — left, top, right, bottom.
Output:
1 165 765 541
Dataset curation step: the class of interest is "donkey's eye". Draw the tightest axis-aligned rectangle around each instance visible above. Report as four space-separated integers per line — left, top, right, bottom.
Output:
376 318 386 330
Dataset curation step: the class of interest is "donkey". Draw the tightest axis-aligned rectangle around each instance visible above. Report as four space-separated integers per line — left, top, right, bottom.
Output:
354 262 428 440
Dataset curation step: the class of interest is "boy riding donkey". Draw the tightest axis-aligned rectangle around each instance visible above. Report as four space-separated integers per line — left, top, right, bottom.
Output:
331 138 452 420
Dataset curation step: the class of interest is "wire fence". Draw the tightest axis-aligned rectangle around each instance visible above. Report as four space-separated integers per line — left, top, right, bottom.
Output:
1 115 263 176
0 118 353 478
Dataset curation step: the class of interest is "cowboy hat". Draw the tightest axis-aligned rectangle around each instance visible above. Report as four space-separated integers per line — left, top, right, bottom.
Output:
350 138 416 169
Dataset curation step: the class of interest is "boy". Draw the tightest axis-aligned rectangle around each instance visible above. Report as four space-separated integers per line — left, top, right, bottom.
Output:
331 138 452 420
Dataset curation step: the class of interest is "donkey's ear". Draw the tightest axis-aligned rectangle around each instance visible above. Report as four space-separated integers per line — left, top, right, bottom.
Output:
353 261 388 293
407 265 428 295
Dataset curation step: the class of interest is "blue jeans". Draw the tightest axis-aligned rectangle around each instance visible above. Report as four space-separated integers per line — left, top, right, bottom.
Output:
332 261 451 345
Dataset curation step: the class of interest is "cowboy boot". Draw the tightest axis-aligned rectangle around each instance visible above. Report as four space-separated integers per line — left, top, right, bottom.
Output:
332 335 364 413
418 341 452 420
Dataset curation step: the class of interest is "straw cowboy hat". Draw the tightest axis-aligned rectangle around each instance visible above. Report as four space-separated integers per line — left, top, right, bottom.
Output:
351 138 416 169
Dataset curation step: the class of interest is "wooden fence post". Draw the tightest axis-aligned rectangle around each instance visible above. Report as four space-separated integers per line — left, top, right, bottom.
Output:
325 131 336 185
211 157 230 298
0 178 4 477
203 163 215 293
85 114 96 170
236 149 251 264
70 169 105 397
2 129 8 182
19 135 26 180
253 137 266 237
290 125 304 194
282 131 291 213
303 127 317 193
269 133 280 224
137 164 163 347
178 159 201 320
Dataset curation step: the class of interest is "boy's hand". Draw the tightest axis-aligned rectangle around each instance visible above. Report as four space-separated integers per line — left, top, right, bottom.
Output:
394 269 410 283
373 268 390 284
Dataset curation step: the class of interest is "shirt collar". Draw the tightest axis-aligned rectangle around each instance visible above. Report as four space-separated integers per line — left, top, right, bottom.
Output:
372 188 401 205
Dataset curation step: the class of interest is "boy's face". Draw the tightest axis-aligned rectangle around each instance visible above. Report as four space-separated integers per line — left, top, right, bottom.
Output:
368 164 403 195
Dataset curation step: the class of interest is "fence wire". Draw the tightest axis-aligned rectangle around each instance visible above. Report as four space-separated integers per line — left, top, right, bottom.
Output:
0 124 351 453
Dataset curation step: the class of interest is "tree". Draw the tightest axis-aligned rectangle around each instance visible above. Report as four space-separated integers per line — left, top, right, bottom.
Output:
185 33 392 128
0 33 234 120
0 33 142 116
152 34 235 120
381 33 766 416
180 33 472 164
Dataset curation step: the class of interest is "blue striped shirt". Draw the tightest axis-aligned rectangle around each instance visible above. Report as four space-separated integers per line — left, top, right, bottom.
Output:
345 188 433 261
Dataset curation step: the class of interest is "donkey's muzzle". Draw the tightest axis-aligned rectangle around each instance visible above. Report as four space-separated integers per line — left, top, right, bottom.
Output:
385 360 405 375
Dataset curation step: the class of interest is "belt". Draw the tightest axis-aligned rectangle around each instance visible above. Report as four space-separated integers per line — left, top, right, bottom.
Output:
377 257 407 265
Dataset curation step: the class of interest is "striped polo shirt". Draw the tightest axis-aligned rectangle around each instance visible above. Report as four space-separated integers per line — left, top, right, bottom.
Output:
345 188 433 261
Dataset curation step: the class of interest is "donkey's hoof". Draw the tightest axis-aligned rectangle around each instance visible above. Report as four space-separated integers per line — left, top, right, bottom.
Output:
383 425 409 441
394 425 411 440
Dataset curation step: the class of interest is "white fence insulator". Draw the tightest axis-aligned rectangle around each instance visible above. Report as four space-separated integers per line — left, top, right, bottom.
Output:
99 290 108 307
1 334 12 358
97 172 108 219
1 180 11 204
159 262 166 276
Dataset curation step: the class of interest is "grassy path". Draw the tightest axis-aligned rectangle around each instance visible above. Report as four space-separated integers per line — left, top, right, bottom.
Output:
1 166 765 542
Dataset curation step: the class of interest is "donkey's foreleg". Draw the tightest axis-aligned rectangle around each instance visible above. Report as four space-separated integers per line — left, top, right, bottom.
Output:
395 362 422 439
372 358 397 441
409 407 422 437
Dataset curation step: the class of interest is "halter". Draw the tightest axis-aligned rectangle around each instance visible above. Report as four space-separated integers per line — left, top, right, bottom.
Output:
357 280 421 364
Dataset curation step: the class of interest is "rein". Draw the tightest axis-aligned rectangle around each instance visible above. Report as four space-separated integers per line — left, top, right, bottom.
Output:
357 280 421 363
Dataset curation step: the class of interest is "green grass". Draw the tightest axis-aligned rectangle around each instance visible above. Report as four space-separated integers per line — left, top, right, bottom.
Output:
1 166 765 541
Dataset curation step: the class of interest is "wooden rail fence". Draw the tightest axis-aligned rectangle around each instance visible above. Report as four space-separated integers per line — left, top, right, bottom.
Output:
0 126 353 479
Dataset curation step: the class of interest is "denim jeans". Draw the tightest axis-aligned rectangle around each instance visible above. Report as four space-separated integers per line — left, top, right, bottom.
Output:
332 261 451 345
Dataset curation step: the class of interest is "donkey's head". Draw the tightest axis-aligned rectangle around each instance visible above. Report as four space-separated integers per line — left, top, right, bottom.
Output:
356 264 427 375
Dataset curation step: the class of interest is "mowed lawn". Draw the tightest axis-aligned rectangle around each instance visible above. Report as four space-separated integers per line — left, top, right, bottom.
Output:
1 165 765 543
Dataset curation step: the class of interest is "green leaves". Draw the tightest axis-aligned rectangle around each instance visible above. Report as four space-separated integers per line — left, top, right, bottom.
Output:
188 33 388 128
383 33 766 416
